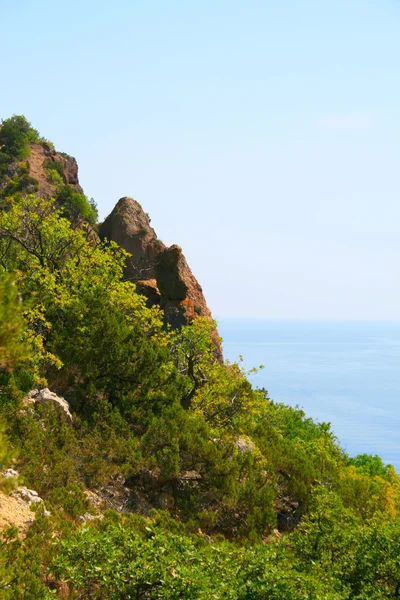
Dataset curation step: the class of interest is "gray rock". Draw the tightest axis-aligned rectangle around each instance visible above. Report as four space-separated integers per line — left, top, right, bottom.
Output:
12 486 42 504
235 436 255 453
24 388 73 422
2 468 18 479
10 487 50 517
79 513 101 523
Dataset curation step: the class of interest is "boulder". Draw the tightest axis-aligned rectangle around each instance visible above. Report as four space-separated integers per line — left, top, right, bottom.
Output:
135 279 162 308
235 436 255 453
12 486 42 505
24 388 73 422
2 468 18 479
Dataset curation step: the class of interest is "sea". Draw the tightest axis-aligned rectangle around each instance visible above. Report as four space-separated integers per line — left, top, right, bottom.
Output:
218 319 400 471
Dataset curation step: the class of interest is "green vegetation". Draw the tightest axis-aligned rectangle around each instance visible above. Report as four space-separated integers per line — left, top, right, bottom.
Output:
0 116 98 224
0 117 399 598
0 115 40 160
0 116 40 193
42 157 98 224
54 183 98 224
42 158 65 178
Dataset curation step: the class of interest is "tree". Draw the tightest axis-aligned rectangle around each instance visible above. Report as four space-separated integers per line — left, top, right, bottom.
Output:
0 275 29 489
55 186 98 225
0 275 29 371
0 115 39 159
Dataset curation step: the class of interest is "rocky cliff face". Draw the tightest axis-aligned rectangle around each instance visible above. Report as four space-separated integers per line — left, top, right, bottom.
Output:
99 197 221 356
2 138 221 357
28 143 83 198
0 142 83 201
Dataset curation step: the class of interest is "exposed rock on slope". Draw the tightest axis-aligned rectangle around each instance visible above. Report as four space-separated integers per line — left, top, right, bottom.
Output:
28 143 83 199
0 142 83 201
99 197 221 355
0 491 35 536
23 388 73 423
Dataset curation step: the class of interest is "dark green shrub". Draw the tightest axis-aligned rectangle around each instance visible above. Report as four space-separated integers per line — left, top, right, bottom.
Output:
55 185 98 224
0 173 39 198
47 484 91 519
0 150 11 178
46 168 63 187
43 158 65 178
0 115 39 159
59 151 75 161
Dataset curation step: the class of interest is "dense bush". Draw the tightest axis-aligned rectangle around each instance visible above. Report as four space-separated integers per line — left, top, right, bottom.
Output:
50 513 345 600
0 115 39 159
55 185 98 224
42 158 65 178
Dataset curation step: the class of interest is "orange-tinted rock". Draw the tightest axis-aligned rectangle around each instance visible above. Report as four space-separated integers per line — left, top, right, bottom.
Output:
28 143 83 199
99 197 164 282
99 197 222 359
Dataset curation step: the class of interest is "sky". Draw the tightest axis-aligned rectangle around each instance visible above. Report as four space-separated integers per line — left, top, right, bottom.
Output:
1 0 400 320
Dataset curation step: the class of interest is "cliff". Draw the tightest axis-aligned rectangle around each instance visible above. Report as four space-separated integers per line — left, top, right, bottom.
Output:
0 128 220 354
0 141 83 200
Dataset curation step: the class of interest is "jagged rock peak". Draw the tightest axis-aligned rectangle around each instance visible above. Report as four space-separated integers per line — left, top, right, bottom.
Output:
99 197 222 359
102 197 157 241
99 197 164 282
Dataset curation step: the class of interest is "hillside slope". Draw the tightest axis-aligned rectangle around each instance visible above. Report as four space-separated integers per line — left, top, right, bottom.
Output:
0 115 399 599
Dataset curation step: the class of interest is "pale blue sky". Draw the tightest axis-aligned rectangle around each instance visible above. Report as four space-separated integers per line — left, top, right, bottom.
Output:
1 0 400 319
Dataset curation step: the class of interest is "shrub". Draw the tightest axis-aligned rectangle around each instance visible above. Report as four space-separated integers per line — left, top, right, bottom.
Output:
0 173 39 198
55 185 98 225
0 275 30 371
46 168 64 187
0 115 39 159
43 159 65 179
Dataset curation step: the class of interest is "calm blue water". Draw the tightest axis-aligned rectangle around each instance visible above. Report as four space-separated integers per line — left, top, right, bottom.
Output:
219 320 400 470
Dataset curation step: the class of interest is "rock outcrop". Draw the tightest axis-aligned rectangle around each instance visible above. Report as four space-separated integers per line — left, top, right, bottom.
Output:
0 142 83 201
23 388 73 423
100 197 222 357
0 490 35 535
0 469 49 535
99 197 162 281
28 142 83 199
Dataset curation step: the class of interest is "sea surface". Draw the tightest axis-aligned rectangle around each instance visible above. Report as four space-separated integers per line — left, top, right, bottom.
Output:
218 319 400 470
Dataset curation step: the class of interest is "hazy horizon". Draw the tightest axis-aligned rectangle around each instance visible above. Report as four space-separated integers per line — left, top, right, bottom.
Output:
2 0 400 320
217 316 400 323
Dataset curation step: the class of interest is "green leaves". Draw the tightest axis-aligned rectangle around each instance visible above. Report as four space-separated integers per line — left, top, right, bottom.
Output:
0 274 29 371
50 514 345 599
55 185 98 225
0 115 39 160
291 488 400 599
